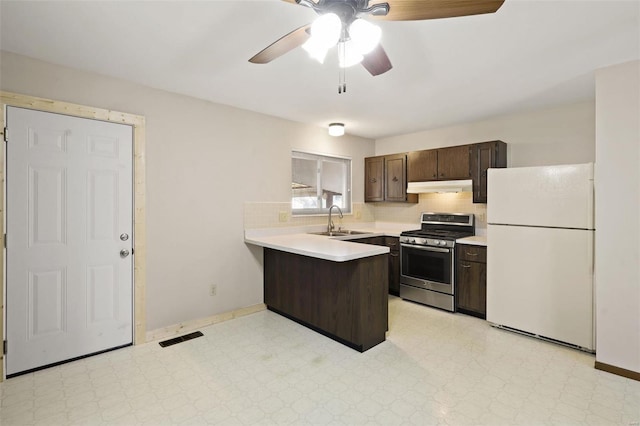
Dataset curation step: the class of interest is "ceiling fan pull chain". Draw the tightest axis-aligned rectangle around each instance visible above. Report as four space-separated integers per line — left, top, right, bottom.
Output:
338 55 347 94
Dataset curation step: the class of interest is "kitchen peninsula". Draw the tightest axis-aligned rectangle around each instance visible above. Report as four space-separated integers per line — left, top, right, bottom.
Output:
245 232 390 352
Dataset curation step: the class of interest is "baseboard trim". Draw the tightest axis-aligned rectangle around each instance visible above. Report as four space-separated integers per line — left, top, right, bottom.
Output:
146 303 267 343
595 361 640 382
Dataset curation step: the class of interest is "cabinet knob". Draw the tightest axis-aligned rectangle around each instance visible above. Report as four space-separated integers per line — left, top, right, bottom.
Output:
465 252 479 256
371 178 377 183
392 176 398 182
461 263 472 268
440 173 444 177
433 174 437 178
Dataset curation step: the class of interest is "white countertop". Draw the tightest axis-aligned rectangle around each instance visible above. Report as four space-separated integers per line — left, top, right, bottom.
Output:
456 235 487 246
245 223 487 260
245 232 389 262
244 223 415 262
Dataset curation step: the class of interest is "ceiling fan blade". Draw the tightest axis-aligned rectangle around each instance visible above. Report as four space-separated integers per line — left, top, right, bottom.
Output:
249 24 311 64
361 44 393 76
370 0 505 21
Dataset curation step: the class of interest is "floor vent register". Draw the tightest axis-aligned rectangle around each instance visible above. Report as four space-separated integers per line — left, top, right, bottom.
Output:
158 331 204 347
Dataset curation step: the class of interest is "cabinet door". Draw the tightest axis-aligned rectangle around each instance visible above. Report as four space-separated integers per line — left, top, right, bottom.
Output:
365 156 384 202
472 141 507 203
408 150 438 182
384 154 408 202
437 145 472 180
456 260 487 318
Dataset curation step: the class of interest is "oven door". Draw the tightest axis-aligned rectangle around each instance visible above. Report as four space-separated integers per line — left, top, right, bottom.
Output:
400 244 454 294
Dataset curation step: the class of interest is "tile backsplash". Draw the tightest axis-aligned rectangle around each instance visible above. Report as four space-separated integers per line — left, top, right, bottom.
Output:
244 202 376 230
245 193 487 234
373 192 487 233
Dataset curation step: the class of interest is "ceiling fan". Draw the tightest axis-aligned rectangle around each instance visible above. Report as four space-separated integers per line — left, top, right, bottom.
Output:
249 0 506 78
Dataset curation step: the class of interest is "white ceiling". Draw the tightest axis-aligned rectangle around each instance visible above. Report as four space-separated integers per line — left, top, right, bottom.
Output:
1 0 638 139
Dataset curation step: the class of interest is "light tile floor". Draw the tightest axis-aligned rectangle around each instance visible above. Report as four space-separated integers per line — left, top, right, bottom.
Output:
1 297 639 425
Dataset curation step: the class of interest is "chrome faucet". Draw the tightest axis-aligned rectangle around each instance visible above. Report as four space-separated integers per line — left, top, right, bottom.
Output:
328 204 343 233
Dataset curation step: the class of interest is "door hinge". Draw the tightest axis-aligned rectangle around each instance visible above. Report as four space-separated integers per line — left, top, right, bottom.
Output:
3 340 6 355
3 233 5 248
3 127 7 143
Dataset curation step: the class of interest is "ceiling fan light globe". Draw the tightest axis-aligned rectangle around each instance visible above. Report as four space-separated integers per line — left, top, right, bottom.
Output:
302 38 329 63
311 13 342 49
349 19 381 55
338 41 363 68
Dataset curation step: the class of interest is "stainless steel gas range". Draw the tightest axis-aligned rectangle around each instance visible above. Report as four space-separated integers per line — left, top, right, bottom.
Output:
399 212 475 312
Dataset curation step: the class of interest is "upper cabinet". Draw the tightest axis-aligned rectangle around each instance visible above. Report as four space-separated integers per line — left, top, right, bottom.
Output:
364 156 384 202
385 154 410 202
472 141 507 203
406 140 507 204
407 150 437 181
436 145 473 180
365 154 417 203
408 145 472 182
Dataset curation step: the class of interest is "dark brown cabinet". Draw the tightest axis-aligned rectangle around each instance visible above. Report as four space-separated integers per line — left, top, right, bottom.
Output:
365 154 417 203
351 236 400 296
437 145 473 180
264 248 388 352
385 237 400 296
408 150 438 181
455 244 487 319
385 154 408 202
365 156 384 202
472 141 507 203
407 145 472 182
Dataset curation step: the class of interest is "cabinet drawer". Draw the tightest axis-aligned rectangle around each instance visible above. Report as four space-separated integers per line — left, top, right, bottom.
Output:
457 244 486 263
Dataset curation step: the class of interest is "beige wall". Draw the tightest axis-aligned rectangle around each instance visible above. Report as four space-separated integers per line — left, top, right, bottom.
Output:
0 51 376 331
372 101 595 231
375 101 595 167
595 60 640 374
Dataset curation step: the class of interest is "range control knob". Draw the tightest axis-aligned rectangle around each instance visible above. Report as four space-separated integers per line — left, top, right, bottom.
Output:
410 239 416 244
439 240 447 246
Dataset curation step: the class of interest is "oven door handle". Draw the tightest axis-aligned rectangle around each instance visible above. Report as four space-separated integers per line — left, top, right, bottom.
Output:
400 244 451 253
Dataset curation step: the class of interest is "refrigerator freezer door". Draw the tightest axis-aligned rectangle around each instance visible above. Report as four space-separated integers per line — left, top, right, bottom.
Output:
487 163 594 229
487 224 594 350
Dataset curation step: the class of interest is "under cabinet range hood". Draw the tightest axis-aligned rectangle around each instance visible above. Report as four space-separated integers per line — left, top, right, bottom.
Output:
406 180 473 194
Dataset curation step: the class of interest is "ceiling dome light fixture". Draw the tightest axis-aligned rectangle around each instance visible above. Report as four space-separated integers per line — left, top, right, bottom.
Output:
328 122 345 137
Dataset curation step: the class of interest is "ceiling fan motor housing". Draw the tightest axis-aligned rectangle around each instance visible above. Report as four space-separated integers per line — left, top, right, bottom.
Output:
298 0 390 23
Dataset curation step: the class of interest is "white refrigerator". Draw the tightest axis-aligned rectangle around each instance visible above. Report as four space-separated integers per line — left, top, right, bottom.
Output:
487 163 595 351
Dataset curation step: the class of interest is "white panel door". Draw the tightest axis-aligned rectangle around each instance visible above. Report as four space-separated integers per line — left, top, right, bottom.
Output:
6 106 133 376
486 224 594 350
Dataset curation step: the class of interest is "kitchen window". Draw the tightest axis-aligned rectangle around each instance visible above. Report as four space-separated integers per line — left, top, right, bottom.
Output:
291 151 351 215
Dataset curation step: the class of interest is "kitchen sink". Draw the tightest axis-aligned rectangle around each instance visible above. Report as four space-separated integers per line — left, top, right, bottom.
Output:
309 230 371 237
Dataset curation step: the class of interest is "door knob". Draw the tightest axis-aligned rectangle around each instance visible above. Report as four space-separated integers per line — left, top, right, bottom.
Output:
120 249 130 258
120 233 129 241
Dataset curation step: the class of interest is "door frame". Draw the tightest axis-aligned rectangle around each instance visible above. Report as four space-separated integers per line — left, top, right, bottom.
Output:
0 91 147 381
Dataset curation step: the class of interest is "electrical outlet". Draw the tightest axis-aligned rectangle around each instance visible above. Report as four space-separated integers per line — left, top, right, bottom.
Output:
478 212 486 222
355 210 362 220
278 211 289 222
209 284 217 296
